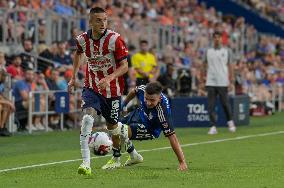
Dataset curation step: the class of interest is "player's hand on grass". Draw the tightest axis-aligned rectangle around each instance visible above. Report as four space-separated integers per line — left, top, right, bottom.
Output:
68 77 76 94
178 161 188 171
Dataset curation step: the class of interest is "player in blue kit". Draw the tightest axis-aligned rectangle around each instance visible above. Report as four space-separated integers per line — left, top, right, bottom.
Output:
105 82 188 171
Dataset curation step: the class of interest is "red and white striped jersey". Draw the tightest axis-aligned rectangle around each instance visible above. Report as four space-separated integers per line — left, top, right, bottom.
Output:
76 29 128 98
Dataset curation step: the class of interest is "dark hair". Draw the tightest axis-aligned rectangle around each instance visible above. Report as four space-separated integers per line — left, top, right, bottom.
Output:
213 31 222 37
12 54 21 61
24 68 34 72
145 82 163 95
139 39 148 45
90 7 106 14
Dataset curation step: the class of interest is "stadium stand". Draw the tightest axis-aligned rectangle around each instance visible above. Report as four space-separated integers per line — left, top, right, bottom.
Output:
0 0 283 134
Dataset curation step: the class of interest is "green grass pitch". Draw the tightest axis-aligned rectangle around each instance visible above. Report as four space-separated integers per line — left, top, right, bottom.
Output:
0 113 284 188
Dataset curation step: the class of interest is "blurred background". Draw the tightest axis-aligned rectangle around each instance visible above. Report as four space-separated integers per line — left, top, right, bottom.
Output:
0 0 283 136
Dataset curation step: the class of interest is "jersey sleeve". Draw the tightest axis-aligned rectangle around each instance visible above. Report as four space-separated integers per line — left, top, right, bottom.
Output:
156 102 175 137
75 34 85 54
114 36 128 62
135 85 146 99
76 40 83 53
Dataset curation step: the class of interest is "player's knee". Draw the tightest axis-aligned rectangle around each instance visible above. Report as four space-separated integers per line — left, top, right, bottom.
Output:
108 122 129 140
83 107 98 117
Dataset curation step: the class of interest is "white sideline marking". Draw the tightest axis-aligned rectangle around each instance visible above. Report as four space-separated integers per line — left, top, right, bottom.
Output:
0 130 284 173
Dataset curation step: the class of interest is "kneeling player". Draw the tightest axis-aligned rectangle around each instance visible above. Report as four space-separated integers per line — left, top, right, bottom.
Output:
104 82 188 171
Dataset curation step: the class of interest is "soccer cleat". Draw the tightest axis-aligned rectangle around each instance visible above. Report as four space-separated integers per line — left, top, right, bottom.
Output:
228 121 237 133
228 125 237 133
102 157 121 170
77 163 92 175
208 126 218 135
124 153 143 166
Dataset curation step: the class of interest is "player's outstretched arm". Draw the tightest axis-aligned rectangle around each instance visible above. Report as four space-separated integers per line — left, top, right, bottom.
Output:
122 88 136 106
168 134 188 171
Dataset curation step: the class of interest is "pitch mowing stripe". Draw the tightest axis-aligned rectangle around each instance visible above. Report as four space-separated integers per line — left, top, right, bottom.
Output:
0 130 284 173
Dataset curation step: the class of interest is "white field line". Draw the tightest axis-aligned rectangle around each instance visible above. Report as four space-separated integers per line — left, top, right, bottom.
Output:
1 130 284 173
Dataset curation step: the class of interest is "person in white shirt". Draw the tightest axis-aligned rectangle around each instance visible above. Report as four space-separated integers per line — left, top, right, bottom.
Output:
203 31 236 135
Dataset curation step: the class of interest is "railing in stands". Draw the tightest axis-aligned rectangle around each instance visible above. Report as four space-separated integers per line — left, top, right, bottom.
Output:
27 89 82 134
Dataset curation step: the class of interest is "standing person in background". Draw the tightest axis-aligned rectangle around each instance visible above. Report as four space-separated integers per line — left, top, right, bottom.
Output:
0 69 14 136
131 40 159 86
203 31 236 135
68 7 128 175
0 51 7 71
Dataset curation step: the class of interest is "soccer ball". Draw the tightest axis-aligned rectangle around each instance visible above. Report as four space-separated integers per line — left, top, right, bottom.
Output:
88 132 113 156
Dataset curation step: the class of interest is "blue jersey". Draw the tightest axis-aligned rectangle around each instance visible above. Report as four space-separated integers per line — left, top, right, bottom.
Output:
135 85 175 138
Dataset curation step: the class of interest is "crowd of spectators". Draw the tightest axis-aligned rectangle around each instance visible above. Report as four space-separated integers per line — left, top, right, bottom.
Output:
237 0 284 25
0 0 283 136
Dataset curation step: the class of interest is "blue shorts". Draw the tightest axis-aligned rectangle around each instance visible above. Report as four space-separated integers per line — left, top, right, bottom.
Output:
121 109 155 140
82 88 121 125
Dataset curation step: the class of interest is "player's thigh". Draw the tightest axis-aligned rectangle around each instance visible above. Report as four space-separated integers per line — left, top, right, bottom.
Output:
81 88 102 115
101 97 121 126
120 108 140 125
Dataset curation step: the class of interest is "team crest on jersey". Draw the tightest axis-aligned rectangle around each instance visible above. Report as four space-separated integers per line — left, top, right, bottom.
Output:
88 55 112 72
148 112 153 120
144 111 153 120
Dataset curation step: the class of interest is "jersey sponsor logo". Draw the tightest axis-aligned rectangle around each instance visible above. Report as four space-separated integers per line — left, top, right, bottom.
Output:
162 123 169 129
88 55 112 72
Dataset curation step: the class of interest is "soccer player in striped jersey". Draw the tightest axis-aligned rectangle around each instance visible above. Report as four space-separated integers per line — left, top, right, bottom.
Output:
68 7 129 175
117 82 188 171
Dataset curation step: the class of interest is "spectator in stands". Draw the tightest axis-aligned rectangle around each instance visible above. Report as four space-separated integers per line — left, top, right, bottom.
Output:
46 68 60 91
57 69 80 129
53 41 72 73
38 19 47 43
125 45 137 94
0 51 6 71
67 27 79 50
190 67 203 96
58 69 80 91
45 68 60 128
20 38 36 70
157 63 176 97
54 0 74 16
6 54 24 80
131 39 159 86
13 68 35 131
38 41 58 74
33 71 51 130
0 69 14 136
